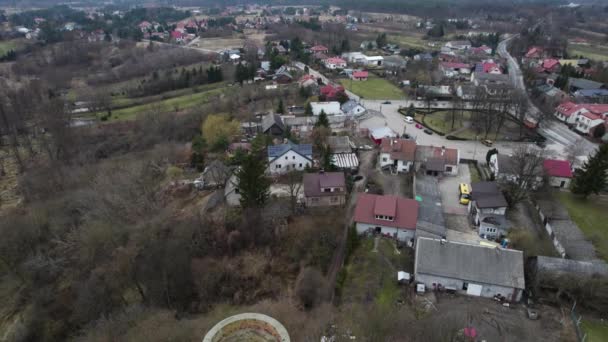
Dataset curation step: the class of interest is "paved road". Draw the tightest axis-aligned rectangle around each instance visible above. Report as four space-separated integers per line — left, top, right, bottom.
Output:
497 35 597 157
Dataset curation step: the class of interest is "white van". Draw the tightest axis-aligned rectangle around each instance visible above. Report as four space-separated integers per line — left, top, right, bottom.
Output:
404 116 414 124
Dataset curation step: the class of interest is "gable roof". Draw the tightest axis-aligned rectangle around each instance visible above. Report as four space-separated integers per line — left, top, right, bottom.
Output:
415 238 525 290
354 193 419 230
542 59 560 70
380 138 417 161
262 113 285 133
267 141 312 161
534 256 608 278
352 70 369 78
543 159 573 178
303 172 346 197
416 145 459 165
525 46 543 58
327 135 353 153
441 62 471 70
311 45 328 52
569 78 604 90
471 182 508 208
325 57 346 65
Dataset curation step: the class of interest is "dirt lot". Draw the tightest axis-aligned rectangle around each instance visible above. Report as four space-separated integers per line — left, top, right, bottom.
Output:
418 295 576 342
189 32 267 52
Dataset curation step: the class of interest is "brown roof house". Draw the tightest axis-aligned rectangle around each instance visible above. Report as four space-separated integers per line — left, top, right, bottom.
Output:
415 145 460 176
303 172 347 207
379 138 417 173
354 193 419 242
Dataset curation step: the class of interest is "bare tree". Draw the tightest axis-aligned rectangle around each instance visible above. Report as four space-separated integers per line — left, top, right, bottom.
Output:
284 170 303 214
503 145 546 204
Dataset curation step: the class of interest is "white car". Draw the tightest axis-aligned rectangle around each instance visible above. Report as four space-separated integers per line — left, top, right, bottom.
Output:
404 116 414 124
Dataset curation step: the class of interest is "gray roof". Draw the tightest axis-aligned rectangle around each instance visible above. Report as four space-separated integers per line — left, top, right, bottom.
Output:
473 72 510 85
261 113 285 133
569 78 604 90
383 55 408 67
341 100 362 115
496 154 516 174
327 135 353 154
534 256 608 278
415 237 525 290
471 182 508 208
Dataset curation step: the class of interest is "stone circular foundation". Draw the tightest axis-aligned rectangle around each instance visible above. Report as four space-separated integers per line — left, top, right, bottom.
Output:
203 313 290 342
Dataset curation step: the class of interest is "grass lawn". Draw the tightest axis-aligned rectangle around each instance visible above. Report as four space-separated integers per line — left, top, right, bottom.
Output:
569 45 608 61
0 40 16 57
340 75 404 100
341 237 411 307
582 320 608 342
469 163 482 183
415 111 472 134
390 34 427 50
557 192 608 262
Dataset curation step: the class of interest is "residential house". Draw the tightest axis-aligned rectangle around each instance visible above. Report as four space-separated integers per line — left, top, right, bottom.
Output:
477 62 502 74
538 59 561 73
320 84 345 101
267 141 313 174
468 182 509 239
413 53 433 62
415 145 460 176
324 57 347 70
489 154 543 189
414 237 525 301
354 193 419 241
379 138 417 173
568 78 605 94
535 84 568 107
440 62 472 78
456 85 478 100
360 41 378 50
261 113 285 136
170 31 187 43
471 72 510 86
350 70 369 81
554 102 608 135
310 45 329 54
471 45 492 55
303 172 347 207
299 74 318 88
311 101 342 115
341 100 366 116
524 46 544 60
445 40 472 51
543 159 573 188
575 111 605 135
273 65 293 84
370 127 397 144
327 136 354 154
419 85 453 100
201 160 231 189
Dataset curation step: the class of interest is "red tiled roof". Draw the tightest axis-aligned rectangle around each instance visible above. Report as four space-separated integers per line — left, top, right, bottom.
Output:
542 59 560 70
582 111 601 120
525 46 543 58
482 62 501 73
353 71 368 78
354 194 419 230
311 45 328 52
380 138 416 161
556 102 581 117
543 159 573 178
171 31 186 39
325 57 346 64
441 62 470 69
586 104 608 115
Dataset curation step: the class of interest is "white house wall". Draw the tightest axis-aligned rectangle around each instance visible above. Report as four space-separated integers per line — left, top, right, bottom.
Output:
268 150 311 175
415 273 522 301
379 153 413 173
355 222 415 242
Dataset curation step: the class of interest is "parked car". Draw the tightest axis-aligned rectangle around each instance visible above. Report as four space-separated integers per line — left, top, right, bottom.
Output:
415 123 423 129
481 139 493 147
423 129 433 135
404 116 414 123
382 101 392 104
535 140 546 148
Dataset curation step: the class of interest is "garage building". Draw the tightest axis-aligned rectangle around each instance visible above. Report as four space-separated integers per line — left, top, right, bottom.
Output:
414 237 525 301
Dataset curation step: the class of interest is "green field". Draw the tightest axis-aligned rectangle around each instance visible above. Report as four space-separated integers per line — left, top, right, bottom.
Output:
340 76 404 100
98 85 227 121
558 192 608 262
415 110 472 134
0 41 16 57
390 34 428 50
582 320 608 342
569 45 608 61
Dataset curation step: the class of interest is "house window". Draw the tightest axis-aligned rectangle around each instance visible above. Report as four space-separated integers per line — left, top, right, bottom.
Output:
285 156 288 160
462 282 469 290
293 156 296 160
323 188 331 193
446 166 453 172
311 197 319 203
299 163 302 167
330 197 339 203
276 164 282 168
382 157 387 162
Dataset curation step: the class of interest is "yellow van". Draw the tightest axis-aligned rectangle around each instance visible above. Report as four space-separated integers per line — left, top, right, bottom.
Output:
459 183 471 205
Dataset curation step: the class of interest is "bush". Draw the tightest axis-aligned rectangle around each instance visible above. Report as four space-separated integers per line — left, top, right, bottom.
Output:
295 267 326 309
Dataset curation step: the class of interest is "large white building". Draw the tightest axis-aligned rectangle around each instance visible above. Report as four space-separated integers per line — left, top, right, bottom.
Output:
310 101 342 115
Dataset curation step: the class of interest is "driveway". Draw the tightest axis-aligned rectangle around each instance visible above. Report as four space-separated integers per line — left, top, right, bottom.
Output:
438 164 471 216
415 175 446 235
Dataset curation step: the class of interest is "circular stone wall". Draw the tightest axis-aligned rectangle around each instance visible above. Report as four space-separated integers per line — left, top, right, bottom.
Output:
203 313 290 342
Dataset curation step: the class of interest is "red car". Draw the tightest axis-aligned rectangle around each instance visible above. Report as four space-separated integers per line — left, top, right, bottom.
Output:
415 123 423 129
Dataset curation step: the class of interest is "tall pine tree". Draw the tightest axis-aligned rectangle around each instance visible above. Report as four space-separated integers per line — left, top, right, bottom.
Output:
236 154 270 208
315 110 329 128
571 144 608 198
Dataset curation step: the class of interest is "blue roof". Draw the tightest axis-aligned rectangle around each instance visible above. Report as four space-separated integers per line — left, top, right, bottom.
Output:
268 141 313 160
576 88 608 97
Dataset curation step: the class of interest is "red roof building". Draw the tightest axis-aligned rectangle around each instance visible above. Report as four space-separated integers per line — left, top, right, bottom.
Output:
541 59 561 72
354 193 419 241
525 46 544 59
311 45 329 53
351 70 369 80
320 84 345 100
482 62 502 74
543 159 573 178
